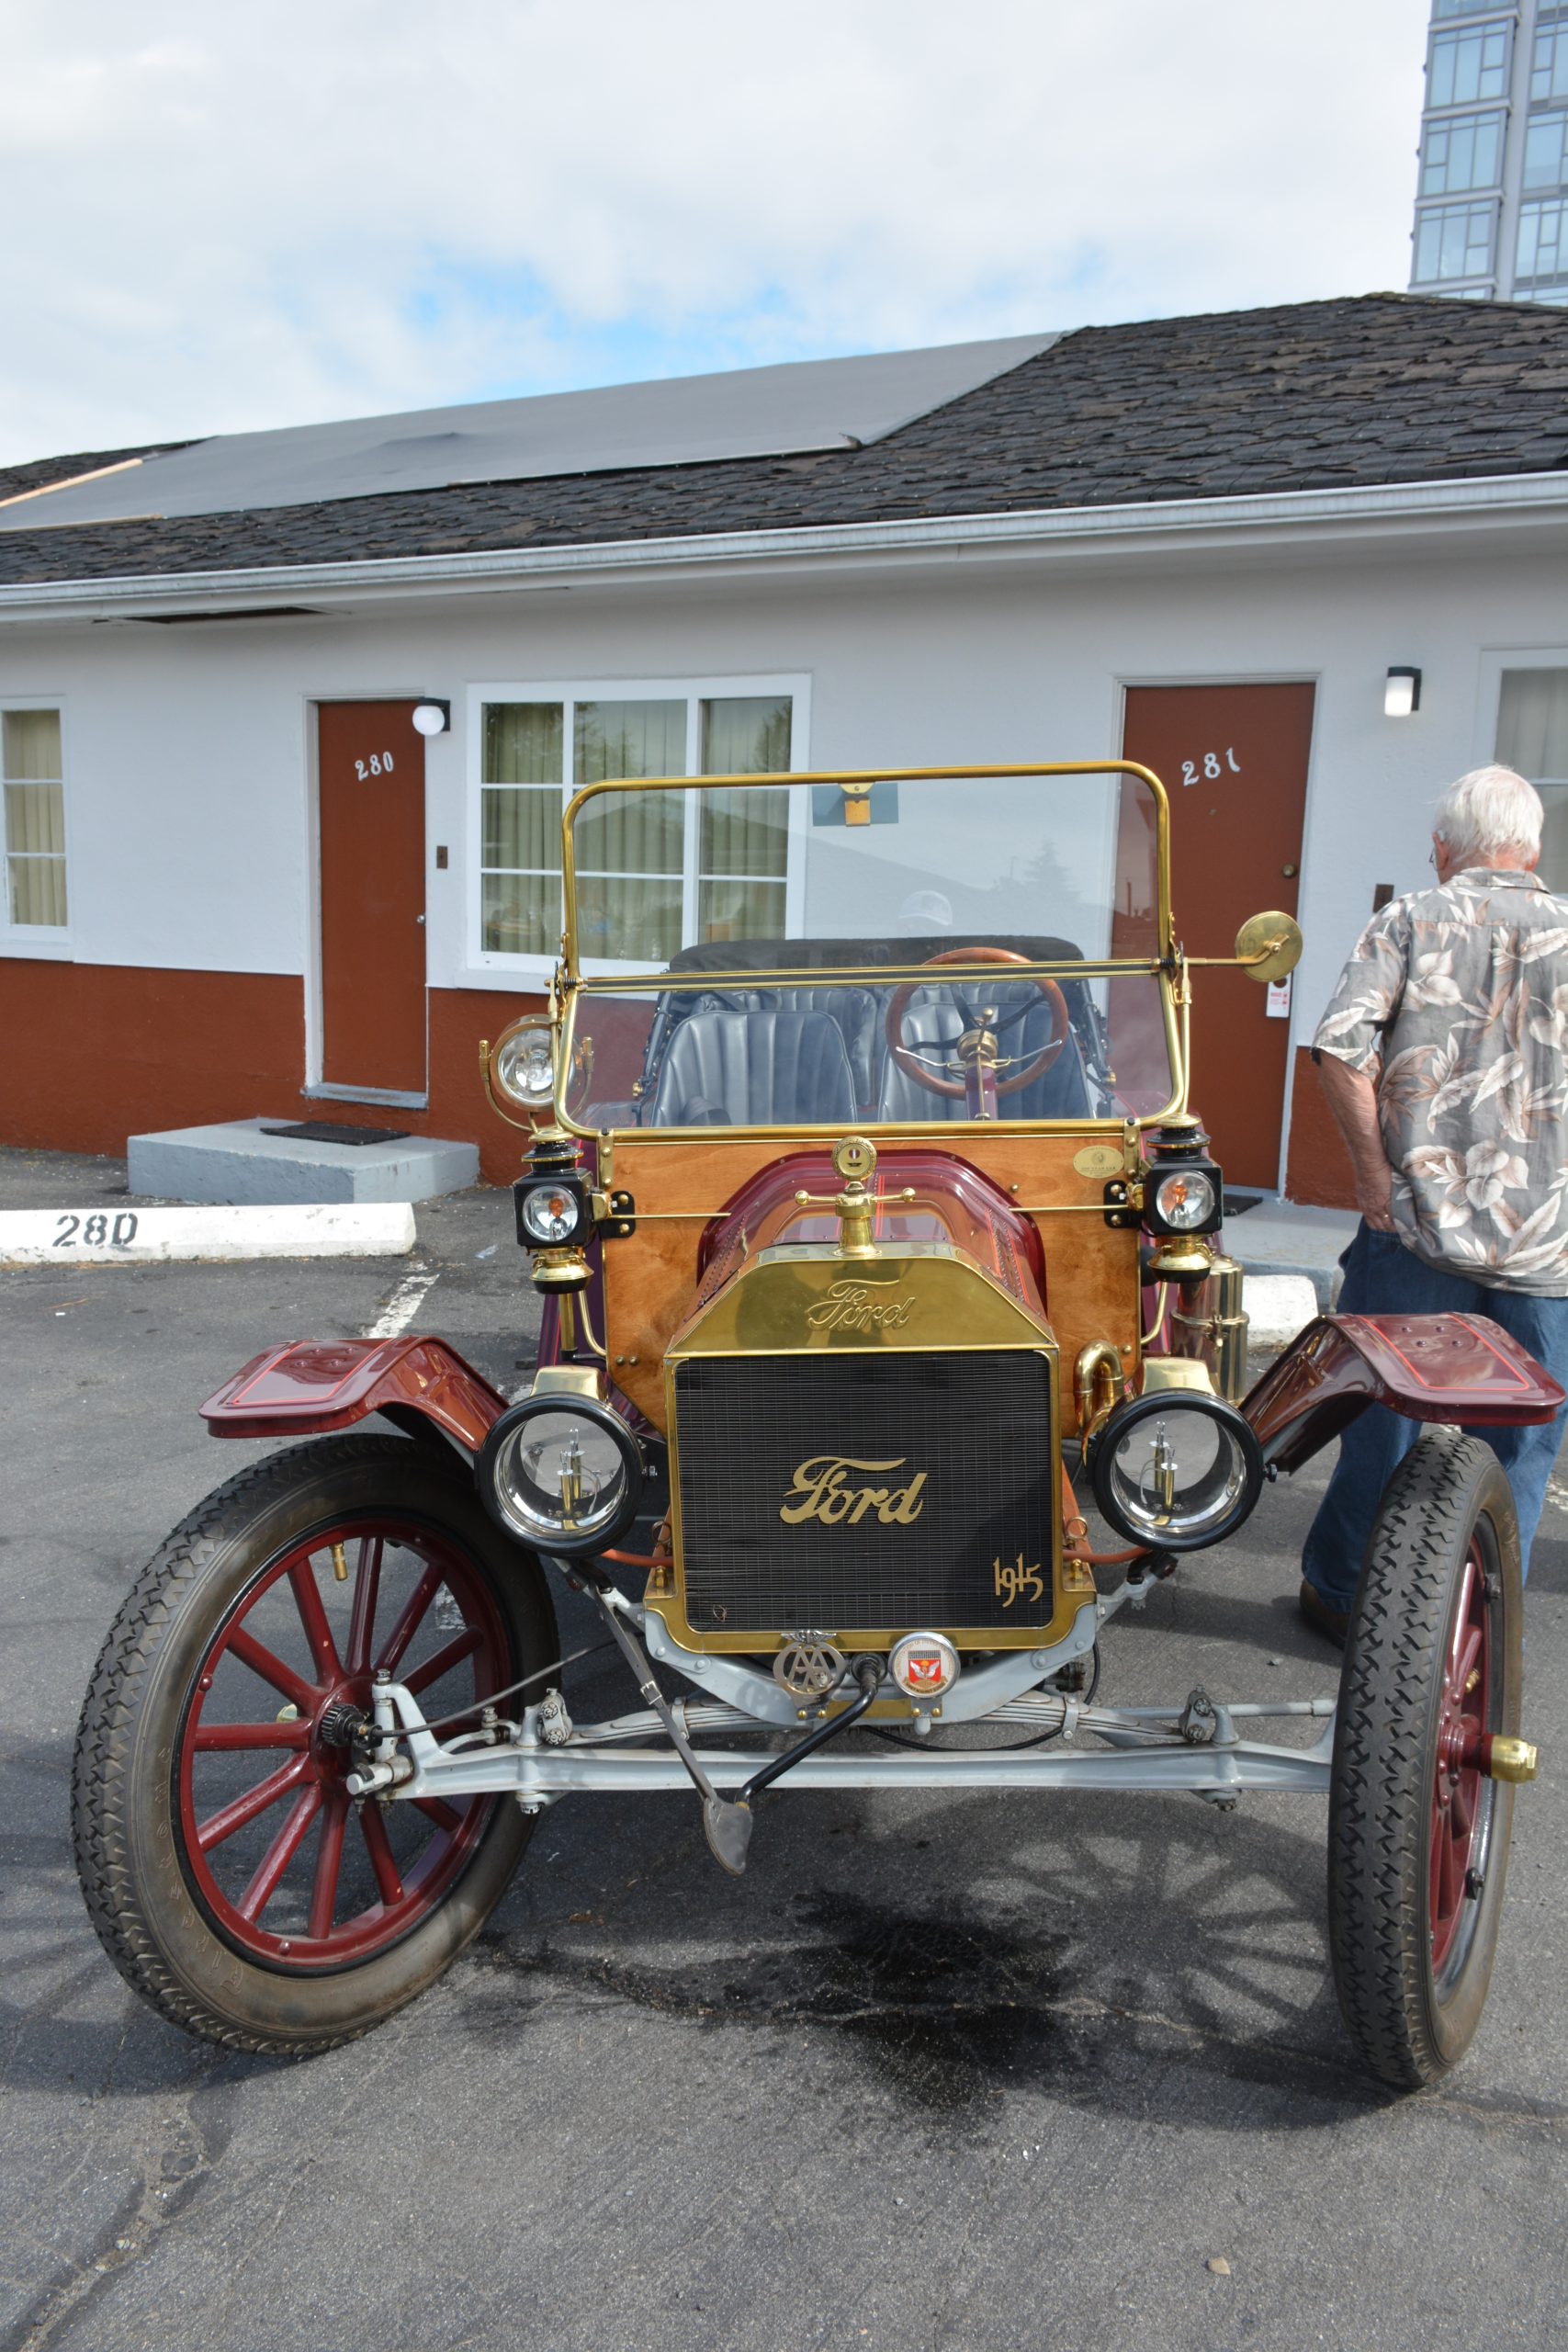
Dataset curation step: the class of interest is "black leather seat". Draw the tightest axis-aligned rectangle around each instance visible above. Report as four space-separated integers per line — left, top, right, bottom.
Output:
649 1010 858 1126
755 987 879 1112
678 986 879 1112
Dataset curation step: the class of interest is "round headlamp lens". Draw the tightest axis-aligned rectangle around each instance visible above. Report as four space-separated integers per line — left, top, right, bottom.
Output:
520 1185 579 1244
494 1022 556 1111
1089 1392 1263 1553
479 1396 642 1555
1153 1168 1217 1231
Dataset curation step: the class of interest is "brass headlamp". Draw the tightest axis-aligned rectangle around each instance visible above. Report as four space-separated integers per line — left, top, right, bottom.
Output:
481 1012 559 1132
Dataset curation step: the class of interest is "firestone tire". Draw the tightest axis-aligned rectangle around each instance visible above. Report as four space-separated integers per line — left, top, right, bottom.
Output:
1327 1430 1522 2090
72 1434 558 2057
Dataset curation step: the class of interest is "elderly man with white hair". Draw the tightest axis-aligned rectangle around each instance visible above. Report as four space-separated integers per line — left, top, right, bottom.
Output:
1301 763 1568 1644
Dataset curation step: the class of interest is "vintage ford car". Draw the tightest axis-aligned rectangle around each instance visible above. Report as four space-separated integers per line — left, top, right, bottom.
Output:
73 761 1555 2086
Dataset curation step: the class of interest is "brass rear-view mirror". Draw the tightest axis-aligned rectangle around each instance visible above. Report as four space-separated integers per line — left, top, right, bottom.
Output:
1235 910 1303 986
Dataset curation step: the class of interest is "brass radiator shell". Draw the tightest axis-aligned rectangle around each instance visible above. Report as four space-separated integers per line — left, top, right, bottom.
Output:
649 1241 1086 1656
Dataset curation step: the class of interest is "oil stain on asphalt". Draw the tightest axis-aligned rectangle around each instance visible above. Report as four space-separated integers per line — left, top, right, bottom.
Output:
468 1892 1068 2120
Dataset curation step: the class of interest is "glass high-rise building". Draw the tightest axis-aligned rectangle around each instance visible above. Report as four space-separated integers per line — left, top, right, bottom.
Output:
1409 2 1568 303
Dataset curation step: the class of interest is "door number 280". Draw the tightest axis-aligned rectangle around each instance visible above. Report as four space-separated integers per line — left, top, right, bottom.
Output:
54 1212 140 1247
354 752 396 779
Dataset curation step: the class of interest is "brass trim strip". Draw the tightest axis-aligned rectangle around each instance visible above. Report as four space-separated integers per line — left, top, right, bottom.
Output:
559 760 1174 974
587 1124 1124 1149
557 978 1186 1141
568 956 1171 998
550 760 1186 1136
615 1199 1122 1221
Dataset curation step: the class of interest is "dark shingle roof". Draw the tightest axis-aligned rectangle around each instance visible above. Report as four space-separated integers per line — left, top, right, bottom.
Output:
0 442 189 511
4 295 1567 588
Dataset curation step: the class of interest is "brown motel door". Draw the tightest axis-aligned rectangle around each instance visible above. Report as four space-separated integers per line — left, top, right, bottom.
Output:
1121 683 1314 1189
317 702 428 1095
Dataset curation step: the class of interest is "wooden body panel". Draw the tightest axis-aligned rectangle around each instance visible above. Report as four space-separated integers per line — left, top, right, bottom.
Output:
601 1133 1141 1431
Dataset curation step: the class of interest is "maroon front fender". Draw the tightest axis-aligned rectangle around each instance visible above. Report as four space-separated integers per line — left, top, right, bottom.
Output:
1242 1313 1565 1476
200 1338 509 1455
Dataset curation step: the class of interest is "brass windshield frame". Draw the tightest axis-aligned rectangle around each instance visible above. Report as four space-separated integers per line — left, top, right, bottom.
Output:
553 760 1183 1140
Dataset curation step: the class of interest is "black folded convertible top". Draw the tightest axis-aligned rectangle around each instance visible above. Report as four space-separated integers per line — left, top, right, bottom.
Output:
664 933 1084 973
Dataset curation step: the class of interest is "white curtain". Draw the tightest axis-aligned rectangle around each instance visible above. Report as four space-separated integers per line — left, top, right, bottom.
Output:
480 704 563 954
1497 669 1568 894
571 700 686 958
697 696 791 942
3 709 65 925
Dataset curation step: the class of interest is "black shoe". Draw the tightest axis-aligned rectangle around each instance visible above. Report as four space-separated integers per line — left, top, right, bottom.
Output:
1298 1578 1350 1648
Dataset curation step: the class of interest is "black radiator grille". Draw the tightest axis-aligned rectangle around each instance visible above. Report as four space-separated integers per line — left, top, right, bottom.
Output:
673 1351 1053 1634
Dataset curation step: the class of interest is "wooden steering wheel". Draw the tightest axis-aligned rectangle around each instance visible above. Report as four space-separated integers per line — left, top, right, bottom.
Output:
884 946 1071 1102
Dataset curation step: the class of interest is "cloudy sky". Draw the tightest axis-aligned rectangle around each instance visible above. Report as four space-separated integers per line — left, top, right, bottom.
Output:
0 0 1430 466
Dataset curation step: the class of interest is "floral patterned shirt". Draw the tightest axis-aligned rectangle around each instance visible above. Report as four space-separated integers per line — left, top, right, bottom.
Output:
1314 867 1568 1295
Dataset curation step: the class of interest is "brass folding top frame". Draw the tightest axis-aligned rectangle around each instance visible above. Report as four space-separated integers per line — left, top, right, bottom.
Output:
552 759 1188 1141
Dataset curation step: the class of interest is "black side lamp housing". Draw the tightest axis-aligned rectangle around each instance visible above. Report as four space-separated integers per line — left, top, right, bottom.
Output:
1142 1116 1224 1239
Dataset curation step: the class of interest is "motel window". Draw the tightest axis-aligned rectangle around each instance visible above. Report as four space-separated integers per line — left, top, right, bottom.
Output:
477 683 799 968
3 707 66 930
1428 24 1511 107
1420 111 1504 196
1412 198 1497 281
1496 668 1568 893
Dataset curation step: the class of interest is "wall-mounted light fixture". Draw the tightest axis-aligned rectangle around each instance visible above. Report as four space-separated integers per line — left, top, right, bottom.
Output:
412 699 451 737
1384 667 1422 718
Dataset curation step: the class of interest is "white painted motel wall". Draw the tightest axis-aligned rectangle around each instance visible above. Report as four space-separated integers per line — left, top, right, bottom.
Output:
2 540 1564 1090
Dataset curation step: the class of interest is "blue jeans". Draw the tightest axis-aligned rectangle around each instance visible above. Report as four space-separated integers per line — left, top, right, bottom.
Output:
1302 1223 1568 1608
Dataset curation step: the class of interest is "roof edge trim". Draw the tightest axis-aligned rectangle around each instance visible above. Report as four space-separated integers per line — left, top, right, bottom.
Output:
3 467 1568 614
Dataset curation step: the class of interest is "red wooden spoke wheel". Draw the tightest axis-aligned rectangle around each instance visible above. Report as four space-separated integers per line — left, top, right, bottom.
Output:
175 1515 509 1970
884 946 1070 1102
1328 1431 1523 2090
1428 1539 1491 1977
73 1434 558 2054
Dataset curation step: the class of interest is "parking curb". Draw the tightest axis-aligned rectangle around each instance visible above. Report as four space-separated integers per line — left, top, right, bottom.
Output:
0 1203 417 1265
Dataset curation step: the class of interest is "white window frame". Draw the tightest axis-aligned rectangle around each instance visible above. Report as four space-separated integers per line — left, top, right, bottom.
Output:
1534 23 1568 107
1427 21 1512 110
0 694 73 956
1412 196 1499 282
1480 647 1568 896
1517 194 1568 281
1420 108 1506 198
1476 645 1568 756
466 673 810 979
1522 107 1568 196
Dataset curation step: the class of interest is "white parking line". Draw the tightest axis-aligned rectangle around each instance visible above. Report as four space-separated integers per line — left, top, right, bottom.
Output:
364 1266 439 1340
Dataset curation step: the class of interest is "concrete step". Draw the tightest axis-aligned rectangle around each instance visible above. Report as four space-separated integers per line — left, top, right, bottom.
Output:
1225 1198 1359 1309
127 1118 479 1206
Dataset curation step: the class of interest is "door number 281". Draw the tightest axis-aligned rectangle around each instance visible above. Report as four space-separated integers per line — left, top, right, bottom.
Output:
1180 749 1241 786
354 752 396 779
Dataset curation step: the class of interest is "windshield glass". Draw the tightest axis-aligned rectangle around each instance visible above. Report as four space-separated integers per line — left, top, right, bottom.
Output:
559 766 1175 1133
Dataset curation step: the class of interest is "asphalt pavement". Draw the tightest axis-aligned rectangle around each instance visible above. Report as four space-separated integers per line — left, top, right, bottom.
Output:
4 1142 1567 2352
